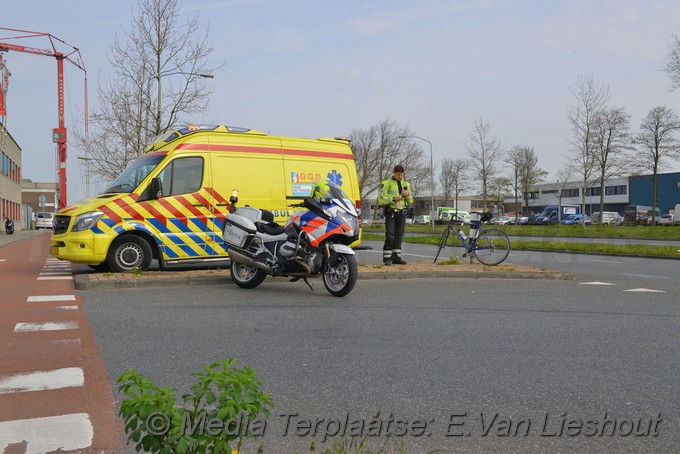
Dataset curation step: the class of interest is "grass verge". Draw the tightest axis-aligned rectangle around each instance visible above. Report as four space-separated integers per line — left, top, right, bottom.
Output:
362 224 680 240
361 234 680 258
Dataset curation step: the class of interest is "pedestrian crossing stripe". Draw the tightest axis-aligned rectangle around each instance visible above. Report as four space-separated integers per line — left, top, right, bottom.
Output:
0 367 85 394
27 295 76 302
0 413 93 453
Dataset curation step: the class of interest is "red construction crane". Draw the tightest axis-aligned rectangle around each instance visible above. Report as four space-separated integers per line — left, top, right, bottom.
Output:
0 26 87 209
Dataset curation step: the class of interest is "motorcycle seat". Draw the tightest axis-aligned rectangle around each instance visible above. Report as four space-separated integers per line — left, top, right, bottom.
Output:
255 222 285 235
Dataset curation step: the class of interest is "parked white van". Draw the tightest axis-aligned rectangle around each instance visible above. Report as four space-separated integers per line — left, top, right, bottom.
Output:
591 211 623 225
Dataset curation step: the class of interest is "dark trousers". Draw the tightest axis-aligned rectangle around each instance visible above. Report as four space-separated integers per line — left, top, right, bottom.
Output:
383 208 406 260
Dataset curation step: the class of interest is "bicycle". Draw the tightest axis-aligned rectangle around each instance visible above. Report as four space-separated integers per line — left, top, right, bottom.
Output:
434 212 511 266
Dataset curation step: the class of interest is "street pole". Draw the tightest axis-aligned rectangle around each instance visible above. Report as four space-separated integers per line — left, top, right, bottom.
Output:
400 135 435 228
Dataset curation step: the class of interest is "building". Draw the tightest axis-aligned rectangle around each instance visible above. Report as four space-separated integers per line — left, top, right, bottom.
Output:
515 176 630 216
507 172 680 216
1 122 21 231
21 179 59 215
629 173 680 214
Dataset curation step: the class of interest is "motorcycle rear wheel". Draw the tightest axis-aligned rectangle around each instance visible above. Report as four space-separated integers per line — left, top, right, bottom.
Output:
322 252 358 297
230 262 267 289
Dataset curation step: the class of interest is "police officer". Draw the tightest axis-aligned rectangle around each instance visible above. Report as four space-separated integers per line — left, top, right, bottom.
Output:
378 165 413 265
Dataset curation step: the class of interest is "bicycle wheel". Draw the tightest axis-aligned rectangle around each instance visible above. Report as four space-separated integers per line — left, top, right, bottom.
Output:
473 228 510 265
434 228 451 262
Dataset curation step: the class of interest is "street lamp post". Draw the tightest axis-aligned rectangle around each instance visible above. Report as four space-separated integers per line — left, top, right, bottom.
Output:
400 135 435 228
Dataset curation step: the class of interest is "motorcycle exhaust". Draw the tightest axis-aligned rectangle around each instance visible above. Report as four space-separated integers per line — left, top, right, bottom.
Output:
227 249 273 273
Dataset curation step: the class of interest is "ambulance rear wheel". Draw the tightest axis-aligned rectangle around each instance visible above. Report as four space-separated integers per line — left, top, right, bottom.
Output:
107 235 153 272
230 262 267 289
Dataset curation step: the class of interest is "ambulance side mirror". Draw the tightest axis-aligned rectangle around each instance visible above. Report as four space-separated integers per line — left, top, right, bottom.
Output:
149 178 163 199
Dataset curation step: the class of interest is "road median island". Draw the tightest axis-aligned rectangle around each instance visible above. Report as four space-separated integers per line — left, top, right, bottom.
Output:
75 261 571 290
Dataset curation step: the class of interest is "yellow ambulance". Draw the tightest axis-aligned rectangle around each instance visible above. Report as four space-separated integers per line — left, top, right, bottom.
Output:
50 125 362 271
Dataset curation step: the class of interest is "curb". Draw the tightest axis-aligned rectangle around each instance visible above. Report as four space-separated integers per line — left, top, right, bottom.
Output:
74 269 572 290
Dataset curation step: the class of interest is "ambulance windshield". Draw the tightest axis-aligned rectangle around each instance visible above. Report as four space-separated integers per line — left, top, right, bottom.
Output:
103 154 166 194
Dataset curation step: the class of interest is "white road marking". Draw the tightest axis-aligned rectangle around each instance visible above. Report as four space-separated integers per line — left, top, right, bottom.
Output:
0 259 6 262
56 306 79 310
0 367 84 394
623 288 666 293
27 295 76 303
0 413 93 454
620 273 669 279
51 339 82 346
580 281 616 286
592 259 624 264
37 276 73 281
14 321 79 332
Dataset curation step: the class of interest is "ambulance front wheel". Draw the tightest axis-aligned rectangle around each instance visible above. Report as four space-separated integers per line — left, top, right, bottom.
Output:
107 235 153 272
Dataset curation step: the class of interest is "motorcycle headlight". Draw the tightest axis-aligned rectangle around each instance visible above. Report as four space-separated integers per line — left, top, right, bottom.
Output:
71 211 104 232
337 211 358 235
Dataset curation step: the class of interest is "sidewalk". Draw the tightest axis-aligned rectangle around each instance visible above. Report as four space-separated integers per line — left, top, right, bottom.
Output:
0 229 50 249
74 261 571 290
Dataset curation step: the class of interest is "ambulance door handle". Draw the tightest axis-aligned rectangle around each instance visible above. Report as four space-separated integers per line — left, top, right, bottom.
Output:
192 203 207 207
216 203 229 207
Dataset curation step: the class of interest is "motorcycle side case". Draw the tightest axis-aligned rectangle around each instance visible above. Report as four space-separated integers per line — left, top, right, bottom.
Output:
223 214 257 248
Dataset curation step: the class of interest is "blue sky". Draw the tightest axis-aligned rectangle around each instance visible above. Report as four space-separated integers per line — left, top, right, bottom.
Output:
3 0 680 203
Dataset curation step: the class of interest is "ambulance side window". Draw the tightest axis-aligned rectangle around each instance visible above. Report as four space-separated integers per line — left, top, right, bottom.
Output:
156 157 204 196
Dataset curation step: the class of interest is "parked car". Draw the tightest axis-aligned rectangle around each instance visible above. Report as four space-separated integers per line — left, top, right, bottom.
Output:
561 214 591 225
657 214 674 225
492 216 513 225
591 211 624 226
624 205 661 225
35 212 54 229
413 215 431 225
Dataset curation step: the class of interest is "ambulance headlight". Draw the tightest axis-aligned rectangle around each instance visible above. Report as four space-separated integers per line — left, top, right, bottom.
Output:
71 211 104 232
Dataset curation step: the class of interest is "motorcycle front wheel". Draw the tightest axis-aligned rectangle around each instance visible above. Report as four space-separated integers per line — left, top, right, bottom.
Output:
322 252 358 297
230 262 267 289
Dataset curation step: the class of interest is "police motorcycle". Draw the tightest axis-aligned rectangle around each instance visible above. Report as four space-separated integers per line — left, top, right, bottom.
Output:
4 218 14 235
221 181 359 297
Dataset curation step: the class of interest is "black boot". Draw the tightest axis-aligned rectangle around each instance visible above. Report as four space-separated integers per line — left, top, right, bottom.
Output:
392 254 407 265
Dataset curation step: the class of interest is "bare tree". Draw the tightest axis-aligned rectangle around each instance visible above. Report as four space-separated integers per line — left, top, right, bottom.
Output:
439 158 468 210
349 119 428 219
488 177 511 217
506 146 523 223
77 0 218 180
518 146 547 217
592 107 632 223
466 118 503 210
664 34 680 91
635 106 680 225
567 74 609 225
555 166 573 224
350 125 379 205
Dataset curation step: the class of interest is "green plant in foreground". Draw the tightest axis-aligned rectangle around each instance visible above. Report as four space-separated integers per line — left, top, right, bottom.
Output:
128 266 144 277
438 254 461 266
117 359 273 453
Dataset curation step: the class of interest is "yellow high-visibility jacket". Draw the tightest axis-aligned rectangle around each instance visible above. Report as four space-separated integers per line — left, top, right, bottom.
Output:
378 177 413 210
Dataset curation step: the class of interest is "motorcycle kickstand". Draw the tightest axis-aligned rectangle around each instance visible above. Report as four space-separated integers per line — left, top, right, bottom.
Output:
302 278 314 291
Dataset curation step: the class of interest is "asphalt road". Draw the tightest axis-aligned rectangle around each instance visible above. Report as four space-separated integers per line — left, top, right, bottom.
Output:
83 251 680 453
